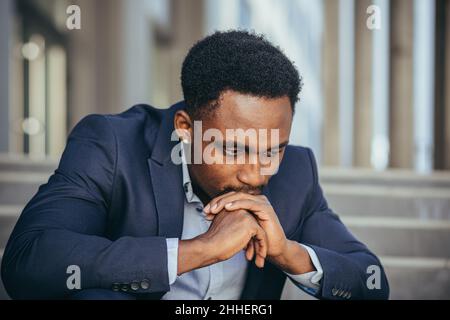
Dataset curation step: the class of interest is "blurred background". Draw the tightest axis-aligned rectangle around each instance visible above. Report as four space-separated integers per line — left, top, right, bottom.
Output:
0 0 449 299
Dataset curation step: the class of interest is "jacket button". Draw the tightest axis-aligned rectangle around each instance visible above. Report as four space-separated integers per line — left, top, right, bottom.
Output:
121 284 129 292
332 288 338 296
140 279 150 290
131 281 140 291
347 292 352 299
112 283 120 291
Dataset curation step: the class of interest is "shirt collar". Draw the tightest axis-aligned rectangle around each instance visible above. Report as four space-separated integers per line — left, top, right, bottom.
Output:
181 142 197 203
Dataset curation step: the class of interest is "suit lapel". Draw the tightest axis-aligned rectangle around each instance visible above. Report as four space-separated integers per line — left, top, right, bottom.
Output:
148 159 184 238
146 102 186 238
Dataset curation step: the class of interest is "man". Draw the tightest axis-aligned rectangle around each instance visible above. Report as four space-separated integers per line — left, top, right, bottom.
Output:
1 31 389 300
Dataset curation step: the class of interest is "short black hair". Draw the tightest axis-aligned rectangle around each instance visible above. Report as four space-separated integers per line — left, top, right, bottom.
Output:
181 30 302 118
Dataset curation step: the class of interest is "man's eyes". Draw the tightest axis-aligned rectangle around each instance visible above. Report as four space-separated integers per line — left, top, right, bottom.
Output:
223 147 281 157
262 149 280 157
223 147 245 156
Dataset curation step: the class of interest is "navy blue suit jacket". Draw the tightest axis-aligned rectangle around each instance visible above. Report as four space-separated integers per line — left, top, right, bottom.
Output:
1 102 389 299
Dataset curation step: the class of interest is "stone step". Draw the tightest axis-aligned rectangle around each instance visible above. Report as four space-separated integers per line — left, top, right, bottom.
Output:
0 172 48 205
0 154 57 173
381 256 450 299
319 168 450 189
281 255 450 300
342 216 450 258
323 184 450 219
0 250 9 300
0 206 22 248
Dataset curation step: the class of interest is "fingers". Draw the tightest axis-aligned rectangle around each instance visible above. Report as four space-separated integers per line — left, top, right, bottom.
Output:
206 192 265 214
245 239 255 261
203 191 236 213
254 242 265 268
253 225 267 268
223 199 271 221
204 192 267 217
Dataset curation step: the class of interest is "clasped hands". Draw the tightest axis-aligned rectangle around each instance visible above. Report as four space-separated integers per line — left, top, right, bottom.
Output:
200 191 288 269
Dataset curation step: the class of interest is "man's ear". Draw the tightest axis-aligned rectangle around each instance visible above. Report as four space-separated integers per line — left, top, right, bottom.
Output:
174 110 193 143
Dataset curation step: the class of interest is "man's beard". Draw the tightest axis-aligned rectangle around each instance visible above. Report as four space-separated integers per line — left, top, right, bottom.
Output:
215 185 264 197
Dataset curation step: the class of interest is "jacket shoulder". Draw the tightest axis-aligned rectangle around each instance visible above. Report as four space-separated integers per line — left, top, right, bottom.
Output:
283 145 317 175
272 145 319 192
103 104 164 131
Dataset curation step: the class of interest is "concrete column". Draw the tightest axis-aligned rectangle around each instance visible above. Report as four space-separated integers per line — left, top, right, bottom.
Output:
67 0 116 129
413 0 435 173
121 0 154 108
322 0 340 166
0 0 13 153
371 0 390 171
445 0 450 169
338 0 355 167
389 0 414 169
68 0 142 129
169 0 205 102
353 0 374 167
205 0 240 32
148 0 205 107
434 0 450 170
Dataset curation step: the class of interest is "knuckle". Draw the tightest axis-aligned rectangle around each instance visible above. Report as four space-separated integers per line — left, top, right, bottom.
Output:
236 208 248 215
240 211 254 223
228 209 245 219
237 191 248 198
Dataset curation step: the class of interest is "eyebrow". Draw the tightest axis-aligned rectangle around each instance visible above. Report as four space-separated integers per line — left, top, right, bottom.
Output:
222 140 289 152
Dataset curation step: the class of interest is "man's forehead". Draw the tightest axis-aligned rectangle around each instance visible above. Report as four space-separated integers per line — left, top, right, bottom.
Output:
202 92 292 132
203 117 291 147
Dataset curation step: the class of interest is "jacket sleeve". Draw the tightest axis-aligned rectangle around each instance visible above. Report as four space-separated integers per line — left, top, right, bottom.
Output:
1 114 170 299
296 148 389 300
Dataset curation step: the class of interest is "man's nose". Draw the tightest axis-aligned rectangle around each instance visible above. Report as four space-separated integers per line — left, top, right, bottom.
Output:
237 163 266 188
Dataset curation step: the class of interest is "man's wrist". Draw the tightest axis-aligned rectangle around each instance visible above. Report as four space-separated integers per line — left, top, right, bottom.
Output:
177 236 219 276
269 240 315 275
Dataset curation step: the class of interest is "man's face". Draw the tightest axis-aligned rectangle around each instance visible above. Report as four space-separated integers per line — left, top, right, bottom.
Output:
175 90 293 201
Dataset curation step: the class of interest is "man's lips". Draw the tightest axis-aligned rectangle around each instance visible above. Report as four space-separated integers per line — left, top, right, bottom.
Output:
217 187 263 197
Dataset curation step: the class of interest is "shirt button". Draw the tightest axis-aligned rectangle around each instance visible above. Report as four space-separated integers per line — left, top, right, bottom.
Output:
140 279 150 290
